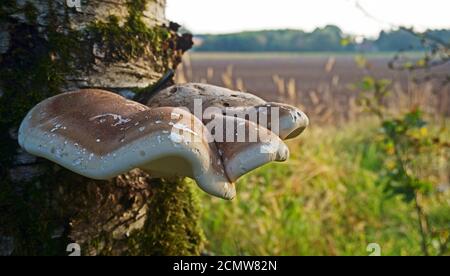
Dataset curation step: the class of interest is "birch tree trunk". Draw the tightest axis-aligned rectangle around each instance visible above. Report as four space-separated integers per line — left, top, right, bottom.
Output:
0 0 201 256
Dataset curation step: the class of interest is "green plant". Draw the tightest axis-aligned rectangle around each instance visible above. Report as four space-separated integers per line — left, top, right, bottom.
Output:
354 56 449 255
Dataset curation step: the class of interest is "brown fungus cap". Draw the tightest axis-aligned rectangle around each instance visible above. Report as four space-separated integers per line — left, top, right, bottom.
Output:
147 83 266 110
148 83 309 140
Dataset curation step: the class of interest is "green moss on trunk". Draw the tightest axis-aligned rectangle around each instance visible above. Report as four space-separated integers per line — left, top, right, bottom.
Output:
127 178 205 256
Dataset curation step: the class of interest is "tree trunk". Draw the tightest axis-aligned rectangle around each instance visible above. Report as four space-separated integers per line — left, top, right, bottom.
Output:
0 0 202 256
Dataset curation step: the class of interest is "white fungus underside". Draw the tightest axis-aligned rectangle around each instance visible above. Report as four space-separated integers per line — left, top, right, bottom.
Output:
225 141 289 182
18 119 236 200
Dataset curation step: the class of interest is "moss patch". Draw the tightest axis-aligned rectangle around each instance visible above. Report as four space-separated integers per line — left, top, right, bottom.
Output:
128 178 205 255
88 0 175 70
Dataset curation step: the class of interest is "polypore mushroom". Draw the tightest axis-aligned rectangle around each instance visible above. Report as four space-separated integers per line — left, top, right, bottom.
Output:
18 89 296 200
207 102 309 140
147 83 309 140
147 83 266 110
207 114 289 182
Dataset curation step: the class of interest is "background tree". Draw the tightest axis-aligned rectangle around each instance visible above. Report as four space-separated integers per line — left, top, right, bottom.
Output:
194 27 450 52
0 0 201 256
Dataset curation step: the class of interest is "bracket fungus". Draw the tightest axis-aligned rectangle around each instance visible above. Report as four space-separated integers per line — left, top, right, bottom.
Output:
147 83 309 140
18 84 308 200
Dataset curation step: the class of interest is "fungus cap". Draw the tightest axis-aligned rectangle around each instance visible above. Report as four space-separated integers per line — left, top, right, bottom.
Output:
148 83 309 139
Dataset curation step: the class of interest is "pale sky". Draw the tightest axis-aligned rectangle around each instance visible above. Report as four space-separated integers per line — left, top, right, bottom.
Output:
166 0 450 37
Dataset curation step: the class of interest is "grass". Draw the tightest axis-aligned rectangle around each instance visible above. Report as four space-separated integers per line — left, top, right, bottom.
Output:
197 118 450 256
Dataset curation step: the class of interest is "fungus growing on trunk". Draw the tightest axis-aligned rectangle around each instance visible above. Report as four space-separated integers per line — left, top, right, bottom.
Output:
18 86 308 200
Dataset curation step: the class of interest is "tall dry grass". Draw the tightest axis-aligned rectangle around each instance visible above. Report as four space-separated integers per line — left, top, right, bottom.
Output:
198 119 450 255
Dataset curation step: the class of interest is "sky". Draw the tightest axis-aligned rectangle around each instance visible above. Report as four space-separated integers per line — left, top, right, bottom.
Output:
166 0 450 38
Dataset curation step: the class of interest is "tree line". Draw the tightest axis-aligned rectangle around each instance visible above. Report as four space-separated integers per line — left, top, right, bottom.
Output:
193 25 450 52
